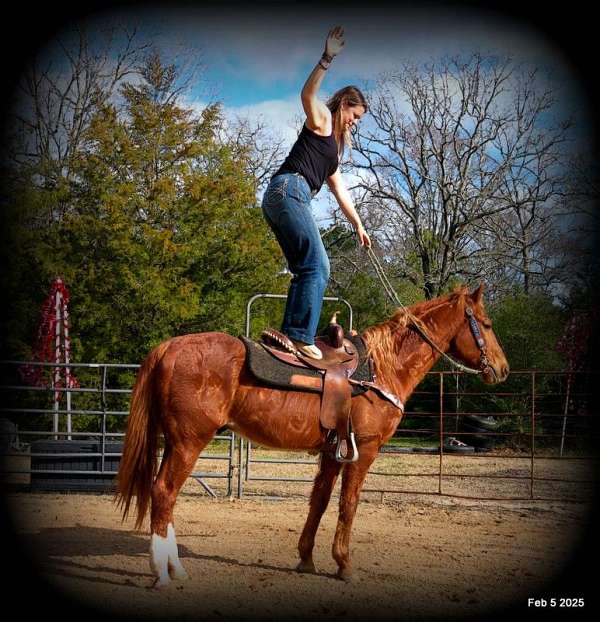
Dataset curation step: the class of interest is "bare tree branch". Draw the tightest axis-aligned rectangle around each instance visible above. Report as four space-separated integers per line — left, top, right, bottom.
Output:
346 54 574 299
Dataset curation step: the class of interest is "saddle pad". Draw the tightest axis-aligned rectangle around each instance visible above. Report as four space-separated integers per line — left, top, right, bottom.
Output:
240 334 374 397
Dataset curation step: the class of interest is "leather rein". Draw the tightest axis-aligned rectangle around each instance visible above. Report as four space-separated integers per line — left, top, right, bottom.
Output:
405 304 493 377
366 247 493 377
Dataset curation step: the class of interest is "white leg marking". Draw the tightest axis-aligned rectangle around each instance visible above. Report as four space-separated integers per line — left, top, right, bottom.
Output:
150 528 171 588
166 523 189 581
149 523 189 587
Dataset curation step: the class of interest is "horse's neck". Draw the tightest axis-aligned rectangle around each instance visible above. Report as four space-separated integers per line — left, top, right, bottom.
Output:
381 298 464 404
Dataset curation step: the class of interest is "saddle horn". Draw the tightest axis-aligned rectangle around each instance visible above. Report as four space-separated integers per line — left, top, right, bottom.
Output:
328 311 344 349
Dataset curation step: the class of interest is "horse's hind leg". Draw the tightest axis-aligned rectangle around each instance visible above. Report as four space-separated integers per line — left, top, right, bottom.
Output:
297 452 342 573
149 432 214 588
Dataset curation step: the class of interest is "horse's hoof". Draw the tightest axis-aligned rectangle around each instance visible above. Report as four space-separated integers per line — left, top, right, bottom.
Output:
168 566 189 581
296 560 317 574
151 577 171 589
336 568 353 582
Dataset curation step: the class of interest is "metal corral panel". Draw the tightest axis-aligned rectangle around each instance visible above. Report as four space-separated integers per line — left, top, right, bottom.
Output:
30 440 123 492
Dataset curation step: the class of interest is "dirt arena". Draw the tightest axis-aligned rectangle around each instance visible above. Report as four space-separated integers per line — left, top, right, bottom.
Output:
3 449 597 621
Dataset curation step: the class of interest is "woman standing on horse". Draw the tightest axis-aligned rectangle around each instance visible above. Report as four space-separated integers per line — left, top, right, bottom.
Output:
262 26 371 360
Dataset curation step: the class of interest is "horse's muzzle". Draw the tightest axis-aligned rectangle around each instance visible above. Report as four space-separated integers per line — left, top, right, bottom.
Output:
483 363 509 384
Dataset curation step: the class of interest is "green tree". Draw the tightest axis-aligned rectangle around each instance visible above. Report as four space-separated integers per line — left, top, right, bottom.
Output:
450 290 569 448
489 291 566 371
1 52 284 365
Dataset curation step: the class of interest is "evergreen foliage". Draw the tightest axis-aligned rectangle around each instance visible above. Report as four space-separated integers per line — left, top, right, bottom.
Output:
1 53 285 364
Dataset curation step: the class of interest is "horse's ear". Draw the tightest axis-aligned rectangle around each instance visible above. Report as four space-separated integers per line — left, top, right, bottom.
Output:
471 283 484 304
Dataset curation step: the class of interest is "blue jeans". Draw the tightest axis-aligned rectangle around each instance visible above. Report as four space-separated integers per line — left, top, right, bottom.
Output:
261 173 330 345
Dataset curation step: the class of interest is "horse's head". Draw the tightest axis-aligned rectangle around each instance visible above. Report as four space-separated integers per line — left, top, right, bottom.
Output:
448 284 509 384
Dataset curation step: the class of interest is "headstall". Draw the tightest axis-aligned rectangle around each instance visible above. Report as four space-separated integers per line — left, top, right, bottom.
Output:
465 307 494 377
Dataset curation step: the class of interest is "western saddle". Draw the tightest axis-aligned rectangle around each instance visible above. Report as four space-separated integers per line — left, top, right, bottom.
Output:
260 313 362 462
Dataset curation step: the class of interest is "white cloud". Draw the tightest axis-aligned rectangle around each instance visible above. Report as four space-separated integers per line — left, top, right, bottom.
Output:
224 97 303 146
181 94 302 150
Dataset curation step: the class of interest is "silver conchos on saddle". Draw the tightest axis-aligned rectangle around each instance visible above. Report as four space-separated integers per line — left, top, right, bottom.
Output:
261 328 298 354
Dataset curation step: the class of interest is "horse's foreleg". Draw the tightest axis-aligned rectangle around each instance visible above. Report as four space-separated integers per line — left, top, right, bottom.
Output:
149 435 214 588
332 444 378 581
297 452 342 574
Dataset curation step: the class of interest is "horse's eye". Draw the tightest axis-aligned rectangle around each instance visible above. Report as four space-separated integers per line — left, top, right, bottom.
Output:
483 321 492 329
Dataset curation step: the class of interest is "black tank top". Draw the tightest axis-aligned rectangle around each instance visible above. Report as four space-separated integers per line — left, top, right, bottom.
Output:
274 124 339 193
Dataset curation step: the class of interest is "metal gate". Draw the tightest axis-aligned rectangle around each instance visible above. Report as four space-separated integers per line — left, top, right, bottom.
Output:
0 361 236 496
236 370 594 502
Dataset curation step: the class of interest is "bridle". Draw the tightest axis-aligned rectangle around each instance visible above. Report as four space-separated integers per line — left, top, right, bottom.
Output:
403 303 495 377
366 247 496 377
465 307 495 378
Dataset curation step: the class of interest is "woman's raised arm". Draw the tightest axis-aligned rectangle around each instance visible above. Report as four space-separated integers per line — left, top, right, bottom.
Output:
301 26 345 135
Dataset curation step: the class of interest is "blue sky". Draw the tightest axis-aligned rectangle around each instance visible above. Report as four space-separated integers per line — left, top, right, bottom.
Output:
83 3 591 112
73 3 593 221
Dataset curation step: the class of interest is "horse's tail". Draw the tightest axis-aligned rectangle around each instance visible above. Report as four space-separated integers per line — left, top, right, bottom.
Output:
115 340 171 530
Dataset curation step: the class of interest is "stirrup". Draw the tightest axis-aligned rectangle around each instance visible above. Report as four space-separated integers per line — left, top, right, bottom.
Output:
335 432 359 463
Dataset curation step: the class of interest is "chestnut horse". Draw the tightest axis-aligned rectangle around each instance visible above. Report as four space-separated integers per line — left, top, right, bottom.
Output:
116 284 508 587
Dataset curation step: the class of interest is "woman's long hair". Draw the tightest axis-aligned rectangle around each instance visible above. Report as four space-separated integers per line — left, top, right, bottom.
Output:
326 85 368 158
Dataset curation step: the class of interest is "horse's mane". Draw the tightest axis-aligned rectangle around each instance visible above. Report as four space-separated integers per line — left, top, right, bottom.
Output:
362 288 468 395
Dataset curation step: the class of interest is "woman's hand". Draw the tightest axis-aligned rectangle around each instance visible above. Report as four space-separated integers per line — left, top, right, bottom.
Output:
325 26 345 58
356 225 372 248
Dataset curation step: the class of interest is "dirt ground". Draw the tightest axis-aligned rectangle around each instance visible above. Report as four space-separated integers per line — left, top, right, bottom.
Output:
3 450 598 621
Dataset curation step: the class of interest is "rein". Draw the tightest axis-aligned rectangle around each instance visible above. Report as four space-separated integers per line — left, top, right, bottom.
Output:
365 247 489 376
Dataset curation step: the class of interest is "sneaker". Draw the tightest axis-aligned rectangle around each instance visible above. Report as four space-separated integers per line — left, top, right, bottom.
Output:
293 341 323 360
